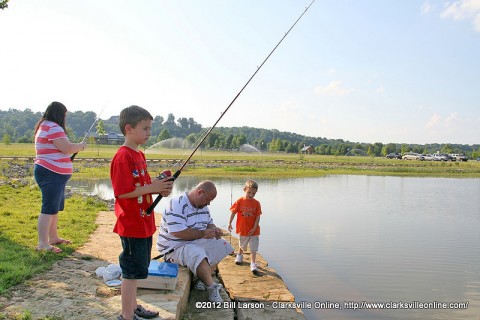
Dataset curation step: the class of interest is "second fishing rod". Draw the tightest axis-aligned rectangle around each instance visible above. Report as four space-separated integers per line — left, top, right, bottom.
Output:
147 0 316 214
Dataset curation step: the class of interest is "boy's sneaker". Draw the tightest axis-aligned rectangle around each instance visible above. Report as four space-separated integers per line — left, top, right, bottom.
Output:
234 253 243 265
133 304 159 319
250 262 259 274
207 283 223 303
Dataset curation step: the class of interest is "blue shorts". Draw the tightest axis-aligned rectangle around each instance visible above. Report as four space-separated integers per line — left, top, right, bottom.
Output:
34 164 71 215
119 236 152 279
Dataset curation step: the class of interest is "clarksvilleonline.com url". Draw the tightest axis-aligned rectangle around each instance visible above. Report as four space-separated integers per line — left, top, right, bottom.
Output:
344 300 469 311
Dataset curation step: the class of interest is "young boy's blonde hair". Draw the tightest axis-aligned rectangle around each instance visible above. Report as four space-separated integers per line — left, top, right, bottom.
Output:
244 180 258 190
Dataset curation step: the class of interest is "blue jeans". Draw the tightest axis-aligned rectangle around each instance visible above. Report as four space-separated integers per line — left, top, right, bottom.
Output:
34 164 71 214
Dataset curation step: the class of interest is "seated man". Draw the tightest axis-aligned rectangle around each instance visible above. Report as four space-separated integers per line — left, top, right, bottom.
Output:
156 180 234 303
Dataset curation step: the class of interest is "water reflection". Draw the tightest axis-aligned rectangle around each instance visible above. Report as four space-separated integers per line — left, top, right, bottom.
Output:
68 176 480 319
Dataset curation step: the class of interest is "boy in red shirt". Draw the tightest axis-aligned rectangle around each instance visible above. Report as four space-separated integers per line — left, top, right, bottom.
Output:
111 105 174 320
228 180 262 274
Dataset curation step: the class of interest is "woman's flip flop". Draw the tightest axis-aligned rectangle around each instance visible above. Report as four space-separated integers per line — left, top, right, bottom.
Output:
35 246 62 253
50 239 72 245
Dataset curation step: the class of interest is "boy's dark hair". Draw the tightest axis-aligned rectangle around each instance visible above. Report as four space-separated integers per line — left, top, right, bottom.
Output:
119 105 153 135
34 101 67 135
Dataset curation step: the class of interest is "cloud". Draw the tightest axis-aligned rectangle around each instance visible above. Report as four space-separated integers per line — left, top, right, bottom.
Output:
441 0 480 32
426 113 442 129
445 112 459 126
314 80 353 96
421 1 435 14
328 68 337 74
426 112 460 128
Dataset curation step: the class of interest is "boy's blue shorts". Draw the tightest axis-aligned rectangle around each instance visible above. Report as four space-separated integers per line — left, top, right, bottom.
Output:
119 236 152 279
34 164 71 214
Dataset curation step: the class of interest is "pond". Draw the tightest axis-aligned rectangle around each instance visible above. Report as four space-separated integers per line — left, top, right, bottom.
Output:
68 175 480 319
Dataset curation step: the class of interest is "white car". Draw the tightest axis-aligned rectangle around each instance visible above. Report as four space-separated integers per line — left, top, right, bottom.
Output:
423 154 434 161
402 152 422 160
432 154 448 161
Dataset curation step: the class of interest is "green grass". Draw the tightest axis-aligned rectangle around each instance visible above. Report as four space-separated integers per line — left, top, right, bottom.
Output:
0 182 107 296
2 143 480 179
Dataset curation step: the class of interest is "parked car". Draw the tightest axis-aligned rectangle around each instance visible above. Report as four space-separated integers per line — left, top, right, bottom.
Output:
442 154 455 161
402 152 423 160
432 154 448 161
422 154 434 161
450 154 468 162
386 153 402 159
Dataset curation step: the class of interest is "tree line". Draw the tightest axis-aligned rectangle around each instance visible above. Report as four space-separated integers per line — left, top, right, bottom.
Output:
1 108 479 158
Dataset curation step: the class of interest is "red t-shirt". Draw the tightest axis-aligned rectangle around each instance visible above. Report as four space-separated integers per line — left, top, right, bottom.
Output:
110 146 156 238
230 197 262 236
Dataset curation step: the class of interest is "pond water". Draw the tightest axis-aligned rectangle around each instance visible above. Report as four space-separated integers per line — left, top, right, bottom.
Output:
68 175 480 319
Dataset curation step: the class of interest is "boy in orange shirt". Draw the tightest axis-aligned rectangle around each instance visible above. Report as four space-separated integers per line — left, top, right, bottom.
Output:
228 180 262 274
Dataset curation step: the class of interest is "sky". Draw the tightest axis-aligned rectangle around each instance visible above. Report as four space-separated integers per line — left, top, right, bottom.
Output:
1 0 479 145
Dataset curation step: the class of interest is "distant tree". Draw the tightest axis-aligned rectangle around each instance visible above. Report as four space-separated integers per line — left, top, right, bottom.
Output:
232 134 247 149
206 131 221 148
372 142 383 156
151 116 164 137
285 142 296 153
165 113 175 126
96 119 106 137
441 144 453 154
185 133 197 146
2 133 11 145
269 139 281 152
0 0 9 10
188 118 202 132
66 126 77 142
177 117 189 129
225 134 234 149
383 143 397 155
367 145 374 157
158 128 171 141
17 136 32 143
96 119 107 155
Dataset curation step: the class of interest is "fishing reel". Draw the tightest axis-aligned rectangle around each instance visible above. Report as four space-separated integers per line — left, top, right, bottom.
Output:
157 169 172 180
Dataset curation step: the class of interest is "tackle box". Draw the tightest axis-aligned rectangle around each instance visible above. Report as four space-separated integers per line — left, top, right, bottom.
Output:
137 260 179 290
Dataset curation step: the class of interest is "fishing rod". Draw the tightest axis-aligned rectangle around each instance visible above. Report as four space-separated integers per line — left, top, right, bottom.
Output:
147 0 316 214
71 106 106 161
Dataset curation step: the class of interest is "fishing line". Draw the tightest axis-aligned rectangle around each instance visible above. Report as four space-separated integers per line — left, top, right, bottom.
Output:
147 0 316 214
71 104 107 161
168 125 214 171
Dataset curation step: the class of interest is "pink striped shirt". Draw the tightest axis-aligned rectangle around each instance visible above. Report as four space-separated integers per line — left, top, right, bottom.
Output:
34 120 73 175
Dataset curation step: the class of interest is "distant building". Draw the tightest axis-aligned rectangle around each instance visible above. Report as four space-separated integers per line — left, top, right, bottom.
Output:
301 145 315 154
89 132 125 145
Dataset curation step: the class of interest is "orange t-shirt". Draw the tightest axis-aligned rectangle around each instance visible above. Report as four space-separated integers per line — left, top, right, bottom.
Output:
230 197 262 236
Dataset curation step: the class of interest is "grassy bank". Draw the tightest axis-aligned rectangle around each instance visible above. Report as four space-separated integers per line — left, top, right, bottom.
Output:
0 157 105 319
2 143 480 179
0 182 107 299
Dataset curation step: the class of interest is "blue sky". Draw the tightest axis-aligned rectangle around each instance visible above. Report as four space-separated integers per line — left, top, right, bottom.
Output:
1 0 479 145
